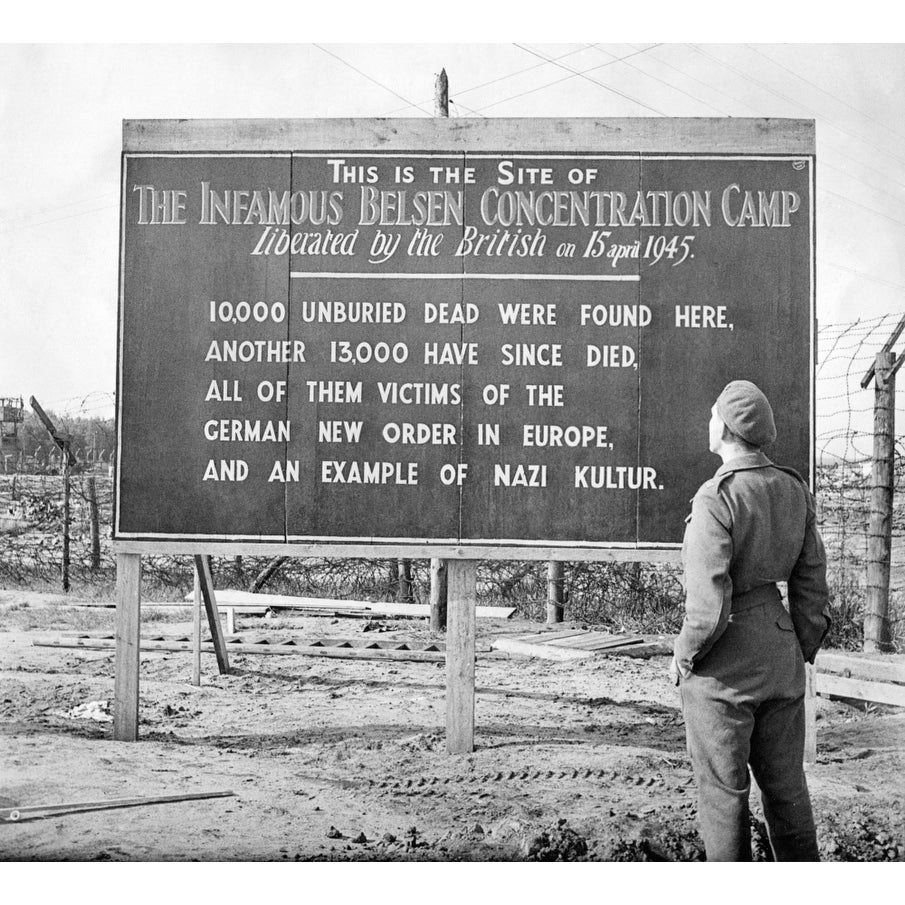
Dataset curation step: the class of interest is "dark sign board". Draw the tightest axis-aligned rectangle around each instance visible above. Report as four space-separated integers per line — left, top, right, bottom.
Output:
115 120 814 557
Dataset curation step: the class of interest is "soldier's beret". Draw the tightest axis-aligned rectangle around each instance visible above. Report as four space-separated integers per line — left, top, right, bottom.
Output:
716 380 776 446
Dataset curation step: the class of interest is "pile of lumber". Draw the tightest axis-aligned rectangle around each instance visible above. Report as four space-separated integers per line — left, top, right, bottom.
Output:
814 651 905 707
491 629 670 661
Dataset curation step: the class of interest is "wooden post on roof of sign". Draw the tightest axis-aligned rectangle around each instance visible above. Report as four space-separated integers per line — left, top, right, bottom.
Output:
864 350 896 652
446 559 476 754
113 552 142 741
435 68 448 117
193 555 230 674
430 66 450 633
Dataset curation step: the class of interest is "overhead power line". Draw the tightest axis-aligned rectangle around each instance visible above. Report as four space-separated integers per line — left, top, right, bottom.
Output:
688 43 905 175
0 203 117 234
641 45 905 204
382 44 597 116
473 44 663 114
819 186 905 231
313 44 432 116
588 44 729 116
512 43 666 116
745 44 905 149
819 258 905 293
0 190 119 229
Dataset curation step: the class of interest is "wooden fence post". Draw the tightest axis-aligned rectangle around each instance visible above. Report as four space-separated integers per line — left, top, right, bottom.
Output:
61 440 71 592
397 558 413 603
446 559 476 754
546 560 564 623
430 558 448 632
113 553 142 741
86 475 101 571
865 350 895 652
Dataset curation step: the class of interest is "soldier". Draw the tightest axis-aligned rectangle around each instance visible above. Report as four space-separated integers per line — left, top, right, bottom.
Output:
672 379 831 861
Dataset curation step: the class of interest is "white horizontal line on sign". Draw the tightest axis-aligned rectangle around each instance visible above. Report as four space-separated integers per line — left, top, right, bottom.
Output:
289 273 640 281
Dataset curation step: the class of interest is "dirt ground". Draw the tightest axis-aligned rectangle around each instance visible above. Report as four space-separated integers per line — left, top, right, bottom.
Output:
1 588 903 862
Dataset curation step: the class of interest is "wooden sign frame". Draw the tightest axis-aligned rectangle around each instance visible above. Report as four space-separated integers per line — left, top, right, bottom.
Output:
112 117 816 750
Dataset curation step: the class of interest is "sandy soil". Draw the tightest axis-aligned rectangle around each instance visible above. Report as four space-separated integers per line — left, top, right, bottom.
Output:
1 588 903 862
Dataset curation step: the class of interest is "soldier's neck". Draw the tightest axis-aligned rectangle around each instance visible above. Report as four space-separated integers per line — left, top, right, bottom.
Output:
716 442 757 465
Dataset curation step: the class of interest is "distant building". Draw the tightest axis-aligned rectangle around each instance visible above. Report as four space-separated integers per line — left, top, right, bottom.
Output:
0 397 24 472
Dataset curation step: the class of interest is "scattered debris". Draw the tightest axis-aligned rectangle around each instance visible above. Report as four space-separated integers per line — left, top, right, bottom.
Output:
524 819 589 861
361 621 391 633
62 700 112 723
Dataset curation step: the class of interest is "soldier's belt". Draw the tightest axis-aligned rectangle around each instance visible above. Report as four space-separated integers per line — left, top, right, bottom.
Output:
730 583 781 613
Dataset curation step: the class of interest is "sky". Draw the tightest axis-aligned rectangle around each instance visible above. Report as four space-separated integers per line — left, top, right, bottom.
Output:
2 37 905 436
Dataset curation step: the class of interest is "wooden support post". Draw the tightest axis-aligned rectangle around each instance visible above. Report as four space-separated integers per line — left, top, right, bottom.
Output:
387 559 399 600
86 475 101 571
397 559 413 603
546 560 564 624
804 662 817 764
194 555 230 675
430 558 448 632
428 68 450 633
446 559 476 754
865 351 895 652
192 562 202 686
61 440 70 592
113 553 142 741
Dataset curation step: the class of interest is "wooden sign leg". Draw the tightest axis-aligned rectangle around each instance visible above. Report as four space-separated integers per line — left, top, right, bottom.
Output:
446 559 476 754
194 555 230 675
113 553 142 741
192 562 202 686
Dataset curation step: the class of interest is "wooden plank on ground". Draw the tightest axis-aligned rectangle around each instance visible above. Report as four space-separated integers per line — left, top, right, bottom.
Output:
491 637 593 661
493 630 645 660
593 641 674 659
38 638 448 663
816 652 905 685
512 629 590 643
554 634 644 651
816 672 905 708
180 589 515 620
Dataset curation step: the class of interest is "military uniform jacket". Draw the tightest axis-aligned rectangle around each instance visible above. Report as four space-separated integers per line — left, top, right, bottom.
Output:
675 451 831 676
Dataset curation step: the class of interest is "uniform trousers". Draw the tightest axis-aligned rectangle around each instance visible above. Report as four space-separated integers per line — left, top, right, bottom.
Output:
679 593 820 861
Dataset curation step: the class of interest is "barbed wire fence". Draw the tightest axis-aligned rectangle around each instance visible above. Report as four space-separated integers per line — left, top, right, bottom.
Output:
1 315 903 650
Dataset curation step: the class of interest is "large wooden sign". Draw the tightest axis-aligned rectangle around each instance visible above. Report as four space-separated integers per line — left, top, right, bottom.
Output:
115 119 814 558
